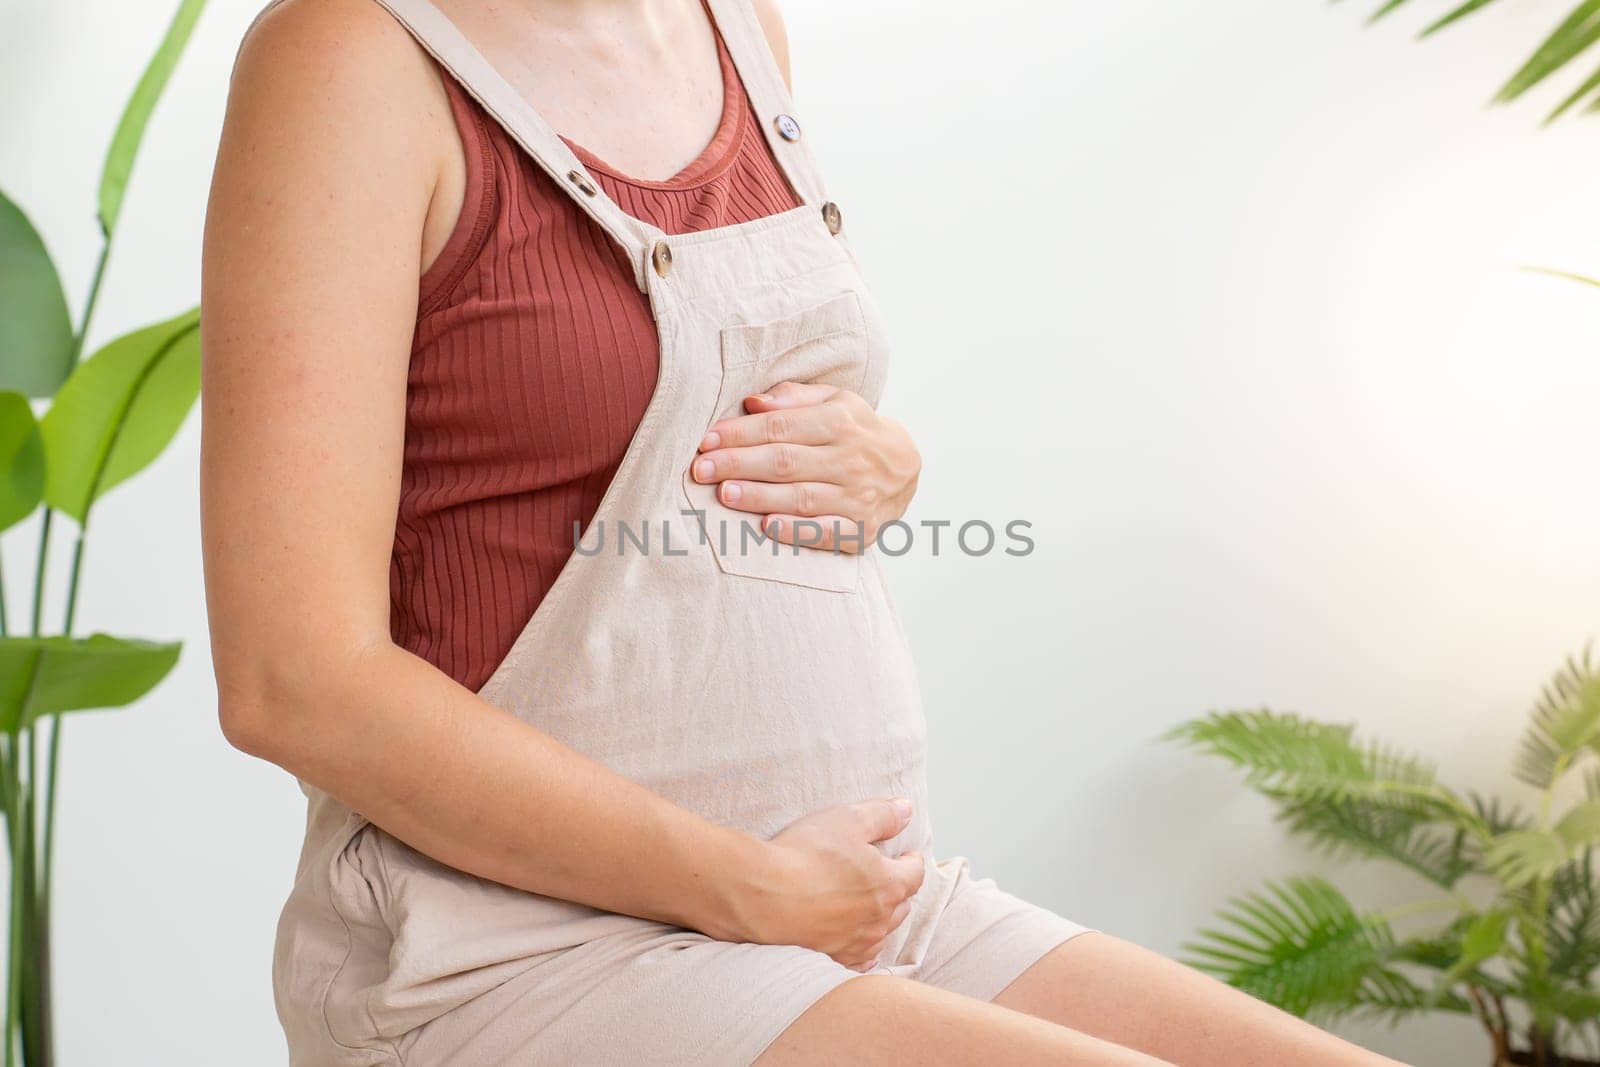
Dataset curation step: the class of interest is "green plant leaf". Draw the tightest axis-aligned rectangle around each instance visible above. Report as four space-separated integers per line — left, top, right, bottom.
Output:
1548 857 1600 981
1278 794 1473 888
1366 0 1600 122
1543 976 1600 1022
1545 60 1600 119
98 0 208 235
1461 908 1510 964
1424 909 1509 1009
1515 650 1600 789
0 188 74 398
1183 876 1397 1022
0 634 181 732
1167 710 1464 817
1366 0 1414 24
0 391 44 532
1495 0 1600 104
1487 828 1571 887
1523 266 1600 291
40 306 200 523
1420 0 1506 38
1557 800 1600 850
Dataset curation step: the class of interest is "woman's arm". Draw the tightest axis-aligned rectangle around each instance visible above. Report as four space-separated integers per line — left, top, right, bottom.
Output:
200 0 920 969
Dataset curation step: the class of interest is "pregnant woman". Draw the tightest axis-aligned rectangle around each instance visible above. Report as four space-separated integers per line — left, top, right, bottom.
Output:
200 0 1403 1063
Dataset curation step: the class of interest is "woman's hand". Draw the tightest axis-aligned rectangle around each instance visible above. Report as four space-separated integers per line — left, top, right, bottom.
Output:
726 798 925 972
691 383 921 553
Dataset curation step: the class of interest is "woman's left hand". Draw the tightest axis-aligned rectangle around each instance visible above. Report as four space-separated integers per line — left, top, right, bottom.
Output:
691 382 921 553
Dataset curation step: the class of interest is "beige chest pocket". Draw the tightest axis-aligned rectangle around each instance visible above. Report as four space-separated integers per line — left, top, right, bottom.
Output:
682 291 873 593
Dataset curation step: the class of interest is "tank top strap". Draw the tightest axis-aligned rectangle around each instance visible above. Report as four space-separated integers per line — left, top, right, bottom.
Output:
702 0 829 207
366 0 664 292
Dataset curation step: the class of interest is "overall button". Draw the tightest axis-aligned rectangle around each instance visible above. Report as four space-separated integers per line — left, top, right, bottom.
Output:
821 201 842 235
773 113 802 142
566 169 597 197
651 241 674 278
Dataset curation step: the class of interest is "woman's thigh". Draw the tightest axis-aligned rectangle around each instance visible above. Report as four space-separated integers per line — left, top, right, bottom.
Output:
757 973 1173 1066
991 932 1409 1067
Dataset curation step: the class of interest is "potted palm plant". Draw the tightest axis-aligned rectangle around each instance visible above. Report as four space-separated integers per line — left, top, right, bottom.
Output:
1169 650 1600 1066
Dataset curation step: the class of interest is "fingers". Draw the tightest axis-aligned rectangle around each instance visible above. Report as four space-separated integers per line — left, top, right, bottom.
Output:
700 404 843 452
840 891 915 972
762 514 869 554
889 851 927 899
691 442 837 485
742 382 841 412
845 940 887 972
714 479 840 518
854 796 913 844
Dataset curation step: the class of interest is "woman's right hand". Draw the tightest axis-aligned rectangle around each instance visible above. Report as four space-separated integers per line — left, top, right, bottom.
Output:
737 798 926 971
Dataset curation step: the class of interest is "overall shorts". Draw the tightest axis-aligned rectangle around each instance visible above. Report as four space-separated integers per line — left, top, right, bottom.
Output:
259 0 1092 1061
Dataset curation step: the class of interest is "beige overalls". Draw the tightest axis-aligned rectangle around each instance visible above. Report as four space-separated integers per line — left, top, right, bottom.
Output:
263 0 1091 1062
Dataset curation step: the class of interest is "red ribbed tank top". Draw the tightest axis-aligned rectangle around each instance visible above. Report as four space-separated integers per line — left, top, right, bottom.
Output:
392 18 800 691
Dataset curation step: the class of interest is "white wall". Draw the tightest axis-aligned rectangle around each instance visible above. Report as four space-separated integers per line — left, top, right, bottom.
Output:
2 0 1597 1063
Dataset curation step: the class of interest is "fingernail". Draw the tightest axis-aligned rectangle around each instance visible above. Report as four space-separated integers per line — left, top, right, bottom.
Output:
891 797 912 819
750 393 773 404
694 459 714 482
722 482 742 504
700 431 720 451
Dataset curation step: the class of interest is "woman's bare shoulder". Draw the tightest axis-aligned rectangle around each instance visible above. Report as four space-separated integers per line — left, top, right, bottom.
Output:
231 0 446 148
751 0 793 90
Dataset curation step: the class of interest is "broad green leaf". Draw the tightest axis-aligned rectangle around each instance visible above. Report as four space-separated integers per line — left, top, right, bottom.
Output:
0 189 74 397
98 0 208 235
41 306 200 522
0 391 44 531
0 634 181 732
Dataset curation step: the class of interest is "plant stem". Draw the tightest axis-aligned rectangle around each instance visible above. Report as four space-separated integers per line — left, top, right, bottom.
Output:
1467 986 1510 1060
69 245 109 379
10 217 113 1067
2 747 18 1067
40 532 84 892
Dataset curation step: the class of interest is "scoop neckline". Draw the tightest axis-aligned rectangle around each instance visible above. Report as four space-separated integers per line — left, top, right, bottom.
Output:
558 13 745 192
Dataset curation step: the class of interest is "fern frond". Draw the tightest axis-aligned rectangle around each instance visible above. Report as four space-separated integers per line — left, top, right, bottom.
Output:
1515 647 1600 789
1278 795 1473 888
1551 855 1600 983
1169 710 1464 818
1353 966 1472 1023
1486 828 1570 887
1183 876 1396 1022
1471 791 1534 835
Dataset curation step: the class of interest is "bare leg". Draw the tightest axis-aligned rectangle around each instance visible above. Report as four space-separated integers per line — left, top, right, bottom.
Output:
757 972 1173 1065
993 932 1410 1067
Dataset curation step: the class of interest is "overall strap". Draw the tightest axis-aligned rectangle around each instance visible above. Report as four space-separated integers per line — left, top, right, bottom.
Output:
368 0 663 292
703 0 829 207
